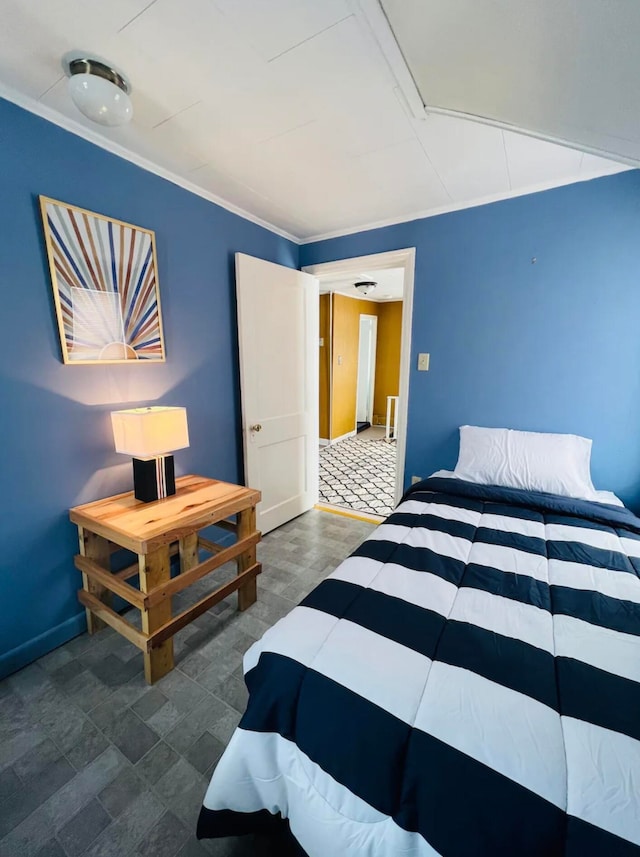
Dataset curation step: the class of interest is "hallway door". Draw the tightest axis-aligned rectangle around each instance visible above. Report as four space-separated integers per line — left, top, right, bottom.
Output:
356 314 377 425
236 253 319 534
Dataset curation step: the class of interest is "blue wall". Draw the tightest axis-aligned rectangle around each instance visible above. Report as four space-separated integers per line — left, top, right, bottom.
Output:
4 93 640 678
0 98 298 677
301 171 640 508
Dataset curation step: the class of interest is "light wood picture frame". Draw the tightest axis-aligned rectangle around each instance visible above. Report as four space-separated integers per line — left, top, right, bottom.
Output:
40 196 166 364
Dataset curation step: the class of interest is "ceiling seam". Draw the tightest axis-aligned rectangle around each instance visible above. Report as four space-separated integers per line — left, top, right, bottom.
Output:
352 131 417 160
118 0 159 34
38 76 64 100
152 100 202 130
413 127 453 202
259 118 317 145
267 14 354 63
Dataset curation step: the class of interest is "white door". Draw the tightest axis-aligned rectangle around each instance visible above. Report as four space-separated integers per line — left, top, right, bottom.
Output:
236 253 319 534
355 315 377 424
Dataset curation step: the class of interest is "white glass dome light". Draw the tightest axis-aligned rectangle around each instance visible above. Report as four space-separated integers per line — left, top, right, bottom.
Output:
63 55 133 127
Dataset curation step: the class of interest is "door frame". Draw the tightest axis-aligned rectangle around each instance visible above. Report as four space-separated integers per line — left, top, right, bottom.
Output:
355 313 378 427
303 247 416 506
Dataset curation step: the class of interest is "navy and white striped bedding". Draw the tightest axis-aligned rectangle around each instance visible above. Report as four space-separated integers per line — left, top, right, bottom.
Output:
197 477 640 856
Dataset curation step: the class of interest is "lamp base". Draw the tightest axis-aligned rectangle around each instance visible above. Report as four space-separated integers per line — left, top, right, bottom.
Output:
132 455 175 503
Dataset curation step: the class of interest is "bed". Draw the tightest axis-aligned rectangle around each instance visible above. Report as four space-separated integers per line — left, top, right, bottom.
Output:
197 475 640 856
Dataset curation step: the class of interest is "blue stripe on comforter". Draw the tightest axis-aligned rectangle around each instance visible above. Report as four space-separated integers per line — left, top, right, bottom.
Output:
404 476 640 531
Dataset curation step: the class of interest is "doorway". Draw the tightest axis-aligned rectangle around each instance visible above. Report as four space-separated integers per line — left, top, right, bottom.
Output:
304 248 415 519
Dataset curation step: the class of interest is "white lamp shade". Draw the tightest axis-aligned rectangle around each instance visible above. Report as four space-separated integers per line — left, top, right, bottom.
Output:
111 407 189 459
68 74 133 127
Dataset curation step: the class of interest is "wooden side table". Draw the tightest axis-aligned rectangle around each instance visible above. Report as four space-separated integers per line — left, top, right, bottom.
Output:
69 475 262 684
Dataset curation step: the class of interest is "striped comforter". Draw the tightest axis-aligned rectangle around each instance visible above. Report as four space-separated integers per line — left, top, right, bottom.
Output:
198 477 640 856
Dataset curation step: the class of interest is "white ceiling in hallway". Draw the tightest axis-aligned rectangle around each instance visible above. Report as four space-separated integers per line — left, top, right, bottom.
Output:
320 267 404 302
0 0 630 241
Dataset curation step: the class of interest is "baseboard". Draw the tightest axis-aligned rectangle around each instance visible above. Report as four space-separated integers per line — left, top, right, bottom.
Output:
0 530 236 681
329 430 357 445
0 612 87 680
314 503 383 524
319 438 330 446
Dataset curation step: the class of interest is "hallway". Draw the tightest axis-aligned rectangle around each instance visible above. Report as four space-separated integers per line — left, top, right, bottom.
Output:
318 427 396 517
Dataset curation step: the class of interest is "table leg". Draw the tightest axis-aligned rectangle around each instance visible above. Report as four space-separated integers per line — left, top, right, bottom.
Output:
138 545 173 683
78 527 111 634
237 506 257 611
179 532 199 574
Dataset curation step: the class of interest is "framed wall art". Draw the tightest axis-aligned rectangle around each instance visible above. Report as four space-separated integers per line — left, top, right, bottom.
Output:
39 196 166 364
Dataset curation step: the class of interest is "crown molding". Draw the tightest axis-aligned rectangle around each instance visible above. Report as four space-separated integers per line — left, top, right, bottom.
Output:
2 81 633 251
0 81 301 244
300 165 631 244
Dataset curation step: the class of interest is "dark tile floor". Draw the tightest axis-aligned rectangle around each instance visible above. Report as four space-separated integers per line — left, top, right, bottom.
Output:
0 510 375 857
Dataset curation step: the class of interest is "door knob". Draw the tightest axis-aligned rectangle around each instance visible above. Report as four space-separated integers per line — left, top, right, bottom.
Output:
250 424 262 432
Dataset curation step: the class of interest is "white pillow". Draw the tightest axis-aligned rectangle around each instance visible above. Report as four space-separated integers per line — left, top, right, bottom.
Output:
453 426 598 500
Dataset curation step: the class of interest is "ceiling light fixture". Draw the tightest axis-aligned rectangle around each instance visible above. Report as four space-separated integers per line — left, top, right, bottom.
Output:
354 280 377 295
62 53 133 127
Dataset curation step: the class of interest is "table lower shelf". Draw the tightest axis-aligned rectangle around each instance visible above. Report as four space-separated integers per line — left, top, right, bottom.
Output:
77 558 261 652
76 517 261 683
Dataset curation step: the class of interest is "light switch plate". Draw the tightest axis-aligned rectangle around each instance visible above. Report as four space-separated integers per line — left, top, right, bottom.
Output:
418 353 430 371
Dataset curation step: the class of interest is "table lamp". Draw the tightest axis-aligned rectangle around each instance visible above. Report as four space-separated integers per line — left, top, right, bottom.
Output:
111 406 189 502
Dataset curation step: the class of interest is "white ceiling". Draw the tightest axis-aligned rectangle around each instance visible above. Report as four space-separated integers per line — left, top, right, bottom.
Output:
0 0 630 242
382 0 640 165
320 267 404 301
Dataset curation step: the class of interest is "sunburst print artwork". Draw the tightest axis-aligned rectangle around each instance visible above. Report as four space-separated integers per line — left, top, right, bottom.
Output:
40 196 165 364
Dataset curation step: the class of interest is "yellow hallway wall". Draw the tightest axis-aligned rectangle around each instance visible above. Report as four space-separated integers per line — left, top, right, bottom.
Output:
331 294 379 439
319 293 331 439
373 301 403 425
